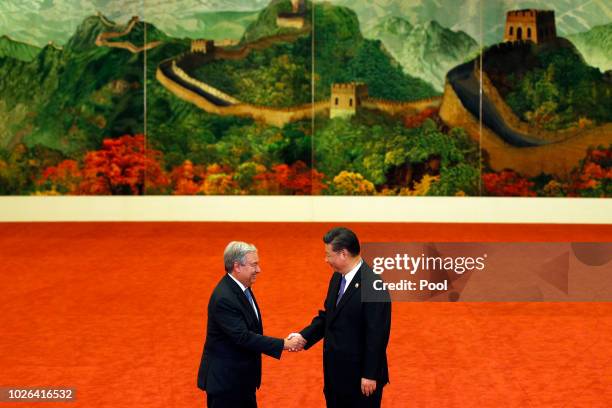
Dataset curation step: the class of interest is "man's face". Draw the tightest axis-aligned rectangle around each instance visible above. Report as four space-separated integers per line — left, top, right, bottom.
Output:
324 243 347 272
234 251 260 287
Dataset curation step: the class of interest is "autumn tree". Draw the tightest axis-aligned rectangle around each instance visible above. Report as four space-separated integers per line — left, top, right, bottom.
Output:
331 171 375 195
482 170 536 196
254 161 326 195
38 135 168 195
568 145 611 197
169 160 206 195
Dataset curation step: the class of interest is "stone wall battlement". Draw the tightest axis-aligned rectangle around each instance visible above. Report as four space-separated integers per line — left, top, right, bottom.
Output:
506 9 554 19
331 82 366 90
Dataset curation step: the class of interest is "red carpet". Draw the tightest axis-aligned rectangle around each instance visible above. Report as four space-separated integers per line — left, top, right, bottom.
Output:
0 222 611 407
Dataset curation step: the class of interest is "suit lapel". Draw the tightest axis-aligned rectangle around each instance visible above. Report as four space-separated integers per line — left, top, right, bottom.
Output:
224 275 260 329
330 266 362 324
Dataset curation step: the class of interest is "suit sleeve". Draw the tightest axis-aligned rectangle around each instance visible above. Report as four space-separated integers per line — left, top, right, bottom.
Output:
213 295 284 359
362 299 391 380
299 307 326 350
300 275 335 349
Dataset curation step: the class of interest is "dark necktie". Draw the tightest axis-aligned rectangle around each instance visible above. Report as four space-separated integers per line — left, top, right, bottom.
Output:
244 288 259 320
336 276 347 305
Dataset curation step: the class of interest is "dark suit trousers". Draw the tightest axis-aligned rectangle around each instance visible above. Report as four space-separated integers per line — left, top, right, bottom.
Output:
207 392 257 408
324 387 383 408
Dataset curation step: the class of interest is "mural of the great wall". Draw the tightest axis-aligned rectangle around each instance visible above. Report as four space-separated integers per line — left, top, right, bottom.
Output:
0 0 610 196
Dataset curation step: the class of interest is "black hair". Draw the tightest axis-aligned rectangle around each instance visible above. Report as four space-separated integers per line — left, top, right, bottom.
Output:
323 227 360 256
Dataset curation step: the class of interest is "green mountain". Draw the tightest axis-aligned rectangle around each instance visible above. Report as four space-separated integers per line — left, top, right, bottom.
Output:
317 2 439 99
0 44 63 107
65 15 111 52
196 0 437 105
367 17 479 91
0 14 147 155
241 0 304 43
0 36 41 62
2 0 609 48
567 23 612 72
333 0 611 47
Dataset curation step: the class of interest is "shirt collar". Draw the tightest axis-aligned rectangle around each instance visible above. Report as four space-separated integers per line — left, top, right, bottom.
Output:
342 259 362 287
228 272 248 292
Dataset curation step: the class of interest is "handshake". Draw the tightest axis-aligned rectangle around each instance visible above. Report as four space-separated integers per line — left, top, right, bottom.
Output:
283 333 306 352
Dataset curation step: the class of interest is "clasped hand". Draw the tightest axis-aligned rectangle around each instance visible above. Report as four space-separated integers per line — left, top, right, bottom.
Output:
283 333 306 352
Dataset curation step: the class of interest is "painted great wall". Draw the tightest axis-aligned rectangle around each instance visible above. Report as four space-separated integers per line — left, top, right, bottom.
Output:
89 6 441 127
95 15 162 53
157 60 330 127
155 22 332 127
362 97 441 116
151 15 441 127
92 7 610 180
441 58 611 178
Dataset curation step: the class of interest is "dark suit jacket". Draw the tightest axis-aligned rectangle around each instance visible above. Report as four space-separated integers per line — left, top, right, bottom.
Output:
197 274 283 396
300 261 391 395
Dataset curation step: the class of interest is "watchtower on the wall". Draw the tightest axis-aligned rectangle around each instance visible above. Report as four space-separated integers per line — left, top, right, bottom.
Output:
504 9 556 44
330 83 368 118
191 39 215 53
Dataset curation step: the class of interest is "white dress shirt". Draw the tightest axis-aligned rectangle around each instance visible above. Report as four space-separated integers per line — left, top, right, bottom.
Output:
228 273 259 320
342 259 363 289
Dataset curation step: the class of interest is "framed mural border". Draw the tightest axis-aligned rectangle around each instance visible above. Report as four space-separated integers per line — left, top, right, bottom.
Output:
0 196 609 223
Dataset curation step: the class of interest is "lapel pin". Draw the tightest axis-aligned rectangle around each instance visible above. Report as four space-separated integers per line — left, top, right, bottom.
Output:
355 283 359 288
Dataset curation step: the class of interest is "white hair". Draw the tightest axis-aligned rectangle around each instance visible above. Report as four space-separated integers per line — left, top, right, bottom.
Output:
224 241 257 273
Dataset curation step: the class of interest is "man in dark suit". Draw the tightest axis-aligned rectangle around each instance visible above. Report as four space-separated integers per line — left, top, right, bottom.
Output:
290 227 392 408
197 241 305 408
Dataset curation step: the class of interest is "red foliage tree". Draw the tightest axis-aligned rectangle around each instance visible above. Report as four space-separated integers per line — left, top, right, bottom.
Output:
254 161 326 195
482 170 536 196
38 160 82 194
38 135 168 195
81 135 168 194
568 146 612 197
169 160 206 195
